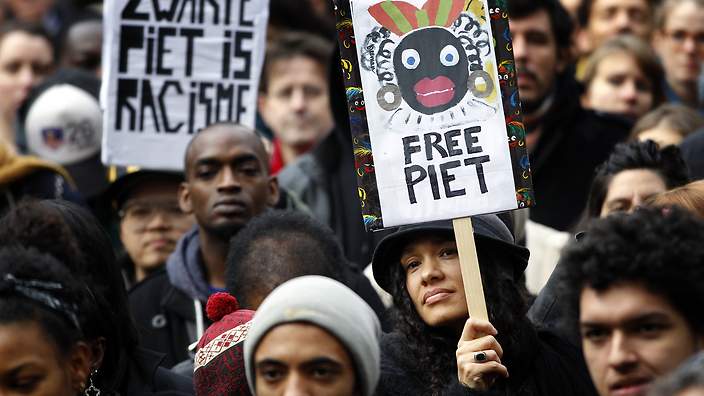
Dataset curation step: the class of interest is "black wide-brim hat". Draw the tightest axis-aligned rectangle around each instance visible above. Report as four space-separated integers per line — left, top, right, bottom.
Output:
106 169 184 210
371 214 530 294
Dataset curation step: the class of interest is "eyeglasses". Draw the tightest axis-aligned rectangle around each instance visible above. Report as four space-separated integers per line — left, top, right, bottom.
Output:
119 200 190 226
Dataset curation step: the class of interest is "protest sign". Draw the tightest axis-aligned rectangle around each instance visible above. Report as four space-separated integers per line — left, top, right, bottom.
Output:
335 0 534 230
335 0 534 320
101 0 268 170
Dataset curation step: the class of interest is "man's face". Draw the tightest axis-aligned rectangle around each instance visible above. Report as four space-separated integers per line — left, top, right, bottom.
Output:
509 10 565 112
119 180 194 276
580 282 703 396
179 127 279 239
582 0 653 52
259 56 334 149
254 323 357 396
599 169 667 217
653 1 704 88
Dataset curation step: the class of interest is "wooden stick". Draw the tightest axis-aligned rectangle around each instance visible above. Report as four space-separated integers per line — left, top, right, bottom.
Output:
452 217 488 321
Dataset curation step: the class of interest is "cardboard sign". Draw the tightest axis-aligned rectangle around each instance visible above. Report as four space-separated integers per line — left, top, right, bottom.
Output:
335 0 534 230
101 0 268 170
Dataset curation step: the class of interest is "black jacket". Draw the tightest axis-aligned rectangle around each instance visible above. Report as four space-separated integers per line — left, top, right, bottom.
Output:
528 74 632 231
128 270 206 369
120 347 195 395
376 328 596 396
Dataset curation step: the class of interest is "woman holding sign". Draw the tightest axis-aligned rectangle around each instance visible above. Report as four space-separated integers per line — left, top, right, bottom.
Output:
371 214 596 395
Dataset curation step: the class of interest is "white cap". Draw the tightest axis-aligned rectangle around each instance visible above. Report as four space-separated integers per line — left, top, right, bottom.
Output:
24 84 102 165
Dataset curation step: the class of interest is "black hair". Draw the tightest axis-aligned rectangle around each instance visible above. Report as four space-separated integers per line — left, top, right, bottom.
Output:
268 0 335 40
507 0 574 53
0 20 53 49
0 200 138 392
386 232 533 395
585 140 690 218
578 0 656 29
183 122 269 179
560 206 704 336
225 210 346 309
0 245 89 356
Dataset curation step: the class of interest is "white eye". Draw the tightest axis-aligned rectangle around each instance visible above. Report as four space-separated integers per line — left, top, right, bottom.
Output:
401 48 420 69
440 45 460 67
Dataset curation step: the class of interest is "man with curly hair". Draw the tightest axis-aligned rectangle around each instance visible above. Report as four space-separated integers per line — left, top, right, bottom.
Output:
559 207 704 396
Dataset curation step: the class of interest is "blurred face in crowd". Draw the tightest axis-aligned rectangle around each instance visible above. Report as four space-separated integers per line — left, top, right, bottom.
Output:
600 169 667 216
582 51 654 120
401 236 468 329
580 283 703 396
679 388 704 396
119 180 195 282
0 321 91 396
653 1 704 89
63 21 103 78
0 31 53 115
510 10 566 112
259 56 333 151
254 323 357 396
180 126 279 239
581 0 653 52
5 0 54 23
561 0 581 21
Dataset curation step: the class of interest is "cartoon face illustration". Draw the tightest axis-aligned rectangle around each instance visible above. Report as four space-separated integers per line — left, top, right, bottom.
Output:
393 27 469 115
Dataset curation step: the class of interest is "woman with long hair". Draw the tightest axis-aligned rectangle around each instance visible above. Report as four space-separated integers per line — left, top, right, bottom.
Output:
371 214 596 396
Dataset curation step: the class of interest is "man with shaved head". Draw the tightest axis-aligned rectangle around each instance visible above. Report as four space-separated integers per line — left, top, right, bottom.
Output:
129 122 280 368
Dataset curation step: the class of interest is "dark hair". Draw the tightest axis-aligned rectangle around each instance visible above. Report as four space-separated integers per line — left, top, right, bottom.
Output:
585 140 690 218
386 232 532 395
0 245 89 356
0 200 138 391
183 122 269 178
508 0 574 53
268 0 335 40
0 21 55 60
259 31 333 93
578 0 656 29
560 207 704 336
630 104 704 143
225 210 345 309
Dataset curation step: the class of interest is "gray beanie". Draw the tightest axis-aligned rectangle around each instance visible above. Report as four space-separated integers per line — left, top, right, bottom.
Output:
244 275 381 396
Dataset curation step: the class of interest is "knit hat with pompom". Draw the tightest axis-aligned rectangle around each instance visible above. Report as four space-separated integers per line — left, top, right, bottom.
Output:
194 292 255 396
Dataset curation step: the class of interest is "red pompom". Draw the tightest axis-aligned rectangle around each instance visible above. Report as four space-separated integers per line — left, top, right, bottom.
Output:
206 292 239 321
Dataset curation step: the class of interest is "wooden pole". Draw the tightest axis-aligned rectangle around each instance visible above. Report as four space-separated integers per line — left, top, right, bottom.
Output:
452 217 488 321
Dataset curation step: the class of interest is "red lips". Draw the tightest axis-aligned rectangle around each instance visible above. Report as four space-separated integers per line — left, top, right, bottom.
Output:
414 76 456 108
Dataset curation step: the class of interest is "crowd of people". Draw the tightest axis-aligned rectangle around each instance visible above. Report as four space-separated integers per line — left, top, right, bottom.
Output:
0 0 704 395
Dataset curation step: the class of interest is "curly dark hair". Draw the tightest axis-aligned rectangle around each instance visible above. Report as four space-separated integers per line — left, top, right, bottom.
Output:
507 0 574 54
585 140 690 218
387 235 533 395
560 206 704 337
225 210 345 309
0 200 138 392
0 245 91 356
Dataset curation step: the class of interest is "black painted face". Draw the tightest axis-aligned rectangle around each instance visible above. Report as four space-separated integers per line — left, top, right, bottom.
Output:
393 27 469 115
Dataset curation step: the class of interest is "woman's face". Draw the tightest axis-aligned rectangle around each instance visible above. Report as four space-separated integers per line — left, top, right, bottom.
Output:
401 236 468 329
600 169 668 216
0 321 90 396
582 51 654 120
0 31 53 114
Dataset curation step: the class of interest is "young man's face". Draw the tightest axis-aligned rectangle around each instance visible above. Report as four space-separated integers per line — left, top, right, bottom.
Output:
180 126 279 239
653 1 704 88
258 56 334 150
254 323 357 396
580 282 703 396
509 9 565 112
581 0 652 53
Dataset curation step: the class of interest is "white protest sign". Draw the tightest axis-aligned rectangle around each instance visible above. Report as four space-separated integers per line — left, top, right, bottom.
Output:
349 0 518 227
101 0 268 170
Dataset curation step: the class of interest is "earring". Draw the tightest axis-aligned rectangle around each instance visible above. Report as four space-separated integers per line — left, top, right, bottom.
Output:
84 369 101 396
